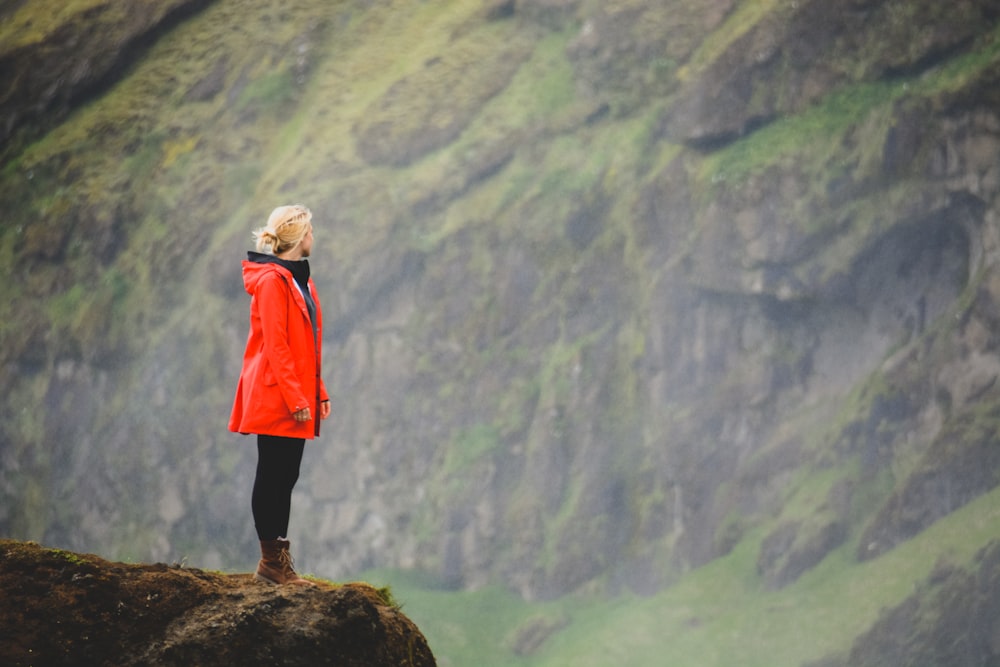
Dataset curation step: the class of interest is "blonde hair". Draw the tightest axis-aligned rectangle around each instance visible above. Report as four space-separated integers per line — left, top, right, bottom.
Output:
253 204 313 254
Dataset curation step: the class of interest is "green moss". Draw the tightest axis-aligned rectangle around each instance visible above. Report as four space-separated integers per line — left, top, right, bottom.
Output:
924 22 1000 94
352 19 532 166
0 0 129 49
678 0 783 83
476 28 578 125
46 547 90 567
236 70 298 113
337 581 402 609
46 284 86 329
494 375 541 442
443 424 501 476
541 329 608 401
700 80 902 188
698 20 1000 192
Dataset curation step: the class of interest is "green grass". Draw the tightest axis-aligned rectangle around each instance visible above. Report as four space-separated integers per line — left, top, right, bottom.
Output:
368 486 1000 666
698 19 1000 190
357 568 558 667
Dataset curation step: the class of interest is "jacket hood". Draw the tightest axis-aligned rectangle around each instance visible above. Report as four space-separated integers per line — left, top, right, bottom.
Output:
242 251 312 295
242 252 282 296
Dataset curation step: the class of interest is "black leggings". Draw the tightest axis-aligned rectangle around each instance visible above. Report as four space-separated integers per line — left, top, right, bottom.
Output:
252 435 305 541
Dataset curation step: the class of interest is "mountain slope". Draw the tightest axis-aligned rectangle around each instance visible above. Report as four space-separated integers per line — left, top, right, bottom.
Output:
2 0 999 646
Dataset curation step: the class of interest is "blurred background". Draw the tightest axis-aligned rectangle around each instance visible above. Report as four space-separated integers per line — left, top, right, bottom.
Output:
3 0 1000 664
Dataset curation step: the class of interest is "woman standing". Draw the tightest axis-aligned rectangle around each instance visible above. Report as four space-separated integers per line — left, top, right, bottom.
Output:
229 204 331 586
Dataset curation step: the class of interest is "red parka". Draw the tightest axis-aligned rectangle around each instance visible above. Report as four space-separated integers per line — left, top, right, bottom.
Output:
229 256 329 439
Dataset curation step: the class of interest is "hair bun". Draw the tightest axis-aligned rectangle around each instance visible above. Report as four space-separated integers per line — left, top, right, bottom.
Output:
254 204 312 254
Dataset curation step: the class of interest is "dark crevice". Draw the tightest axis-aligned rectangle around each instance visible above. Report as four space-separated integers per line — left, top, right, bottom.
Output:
879 34 979 81
1 0 218 161
65 0 219 110
0 0 27 21
676 112 780 153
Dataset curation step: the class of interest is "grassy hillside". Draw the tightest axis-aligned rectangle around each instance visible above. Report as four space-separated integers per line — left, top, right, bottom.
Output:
3 0 1000 664
381 487 1000 665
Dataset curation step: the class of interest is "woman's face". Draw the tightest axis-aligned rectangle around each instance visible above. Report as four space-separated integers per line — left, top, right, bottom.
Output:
299 225 314 257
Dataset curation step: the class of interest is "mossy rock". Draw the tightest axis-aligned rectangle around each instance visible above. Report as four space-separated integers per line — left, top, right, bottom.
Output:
857 394 1000 561
353 26 534 167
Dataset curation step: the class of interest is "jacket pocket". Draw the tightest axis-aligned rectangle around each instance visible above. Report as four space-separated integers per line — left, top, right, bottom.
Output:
263 365 278 386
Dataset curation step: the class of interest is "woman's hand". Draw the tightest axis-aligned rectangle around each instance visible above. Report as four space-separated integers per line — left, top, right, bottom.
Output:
293 402 329 422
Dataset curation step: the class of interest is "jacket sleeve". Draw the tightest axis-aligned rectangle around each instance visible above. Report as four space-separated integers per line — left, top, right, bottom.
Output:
256 272 310 413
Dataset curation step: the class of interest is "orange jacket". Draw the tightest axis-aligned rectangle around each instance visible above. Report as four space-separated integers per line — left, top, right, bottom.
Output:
229 256 329 438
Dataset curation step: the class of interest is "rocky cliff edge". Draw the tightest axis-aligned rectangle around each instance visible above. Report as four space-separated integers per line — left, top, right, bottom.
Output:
0 539 436 667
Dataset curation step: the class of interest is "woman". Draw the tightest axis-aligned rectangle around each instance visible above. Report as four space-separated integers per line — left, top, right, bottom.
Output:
229 204 331 585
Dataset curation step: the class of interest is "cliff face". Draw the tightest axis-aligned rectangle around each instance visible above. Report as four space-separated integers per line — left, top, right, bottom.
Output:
2 0 1000 613
0 539 435 667
0 0 213 150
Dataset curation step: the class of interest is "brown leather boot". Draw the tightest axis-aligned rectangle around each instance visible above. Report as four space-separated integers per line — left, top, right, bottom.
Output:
255 539 314 586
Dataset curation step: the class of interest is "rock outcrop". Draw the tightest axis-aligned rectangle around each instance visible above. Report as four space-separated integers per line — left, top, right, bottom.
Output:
0 540 435 667
0 0 215 153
